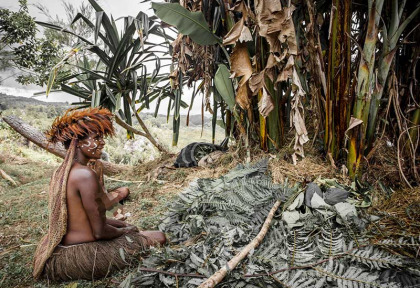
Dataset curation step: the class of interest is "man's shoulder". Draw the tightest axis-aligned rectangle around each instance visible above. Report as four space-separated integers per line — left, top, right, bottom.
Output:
68 164 97 182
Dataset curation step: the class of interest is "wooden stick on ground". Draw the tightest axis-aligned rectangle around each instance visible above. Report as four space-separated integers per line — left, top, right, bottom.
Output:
0 168 17 186
198 200 282 288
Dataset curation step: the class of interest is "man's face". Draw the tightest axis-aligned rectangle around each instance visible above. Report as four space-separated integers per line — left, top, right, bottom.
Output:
78 132 105 159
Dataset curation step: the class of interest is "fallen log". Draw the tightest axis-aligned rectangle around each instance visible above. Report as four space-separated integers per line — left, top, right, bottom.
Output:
198 200 282 288
2 115 129 175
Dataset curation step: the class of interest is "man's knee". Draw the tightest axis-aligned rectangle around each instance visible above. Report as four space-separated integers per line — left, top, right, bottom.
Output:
119 187 130 199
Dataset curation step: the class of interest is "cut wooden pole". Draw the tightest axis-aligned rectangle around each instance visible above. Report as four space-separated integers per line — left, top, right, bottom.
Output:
0 168 17 186
2 115 129 176
198 200 282 288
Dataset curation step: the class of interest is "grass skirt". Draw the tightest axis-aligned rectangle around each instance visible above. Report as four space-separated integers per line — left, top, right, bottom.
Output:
42 231 148 281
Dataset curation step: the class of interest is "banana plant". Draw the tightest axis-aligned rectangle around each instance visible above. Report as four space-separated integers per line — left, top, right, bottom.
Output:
155 0 420 183
153 1 307 159
366 1 420 150
348 0 420 179
37 0 189 151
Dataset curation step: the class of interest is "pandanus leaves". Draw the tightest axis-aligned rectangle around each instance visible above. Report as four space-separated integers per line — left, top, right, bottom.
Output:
38 0 188 151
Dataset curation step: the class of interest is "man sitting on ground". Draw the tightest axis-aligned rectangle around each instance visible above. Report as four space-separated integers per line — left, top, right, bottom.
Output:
33 108 166 281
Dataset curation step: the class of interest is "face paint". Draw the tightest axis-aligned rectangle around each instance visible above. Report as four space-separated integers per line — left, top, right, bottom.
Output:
78 132 105 160
81 140 91 148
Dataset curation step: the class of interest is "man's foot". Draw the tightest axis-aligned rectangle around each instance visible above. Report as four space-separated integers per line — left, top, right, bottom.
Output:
140 231 166 246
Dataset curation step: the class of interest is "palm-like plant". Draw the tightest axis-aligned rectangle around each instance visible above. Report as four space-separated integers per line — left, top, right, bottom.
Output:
38 0 188 152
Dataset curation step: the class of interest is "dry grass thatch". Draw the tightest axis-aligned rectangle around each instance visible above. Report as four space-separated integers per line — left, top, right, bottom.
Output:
363 137 403 188
367 187 420 257
269 155 339 185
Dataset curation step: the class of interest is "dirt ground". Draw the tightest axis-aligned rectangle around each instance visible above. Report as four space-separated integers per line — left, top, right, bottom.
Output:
0 146 242 287
0 137 415 287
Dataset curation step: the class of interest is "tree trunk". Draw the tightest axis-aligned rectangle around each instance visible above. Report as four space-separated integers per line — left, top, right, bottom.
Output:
198 200 282 288
2 115 129 176
305 0 327 136
325 0 351 161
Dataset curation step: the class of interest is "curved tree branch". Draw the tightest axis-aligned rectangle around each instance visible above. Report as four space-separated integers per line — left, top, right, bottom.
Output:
2 115 128 175
115 114 147 137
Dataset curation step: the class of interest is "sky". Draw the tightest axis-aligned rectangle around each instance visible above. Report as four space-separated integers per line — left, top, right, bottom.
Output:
0 0 205 115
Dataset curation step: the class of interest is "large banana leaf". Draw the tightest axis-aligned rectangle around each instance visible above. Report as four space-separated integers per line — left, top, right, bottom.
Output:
214 64 235 111
151 2 221 46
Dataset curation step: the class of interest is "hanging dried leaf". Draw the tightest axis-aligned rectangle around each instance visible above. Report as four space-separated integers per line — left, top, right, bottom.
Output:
258 87 274 117
230 42 253 87
236 82 251 110
265 68 275 82
223 18 245 45
255 0 283 37
223 0 253 46
230 0 249 19
255 1 297 56
273 49 288 62
239 26 253 43
169 69 179 89
290 67 309 163
277 55 295 82
266 53 278 69
278 7 298 55
168 1 218 90
346 117 363 133
249 71 265 95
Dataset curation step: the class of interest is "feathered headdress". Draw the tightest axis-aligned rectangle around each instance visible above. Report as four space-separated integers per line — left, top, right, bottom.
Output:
46 107 115 144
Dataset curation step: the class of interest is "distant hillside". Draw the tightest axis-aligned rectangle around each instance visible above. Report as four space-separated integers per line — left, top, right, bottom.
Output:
0 94 213 127
0 93 65 110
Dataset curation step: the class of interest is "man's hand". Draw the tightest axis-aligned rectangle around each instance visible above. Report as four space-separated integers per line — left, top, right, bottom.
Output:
106 218 130 228
123 225 139 234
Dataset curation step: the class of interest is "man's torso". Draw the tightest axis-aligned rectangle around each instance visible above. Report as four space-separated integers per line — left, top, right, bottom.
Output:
61 163 101 245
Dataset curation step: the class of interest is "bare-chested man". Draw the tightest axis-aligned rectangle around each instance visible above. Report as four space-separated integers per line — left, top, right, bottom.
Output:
33 108 165 281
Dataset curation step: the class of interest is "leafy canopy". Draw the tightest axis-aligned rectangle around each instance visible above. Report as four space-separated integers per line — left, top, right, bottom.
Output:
0 0 63 86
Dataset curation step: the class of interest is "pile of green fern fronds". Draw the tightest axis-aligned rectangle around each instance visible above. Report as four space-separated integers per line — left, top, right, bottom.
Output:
120 160 420 288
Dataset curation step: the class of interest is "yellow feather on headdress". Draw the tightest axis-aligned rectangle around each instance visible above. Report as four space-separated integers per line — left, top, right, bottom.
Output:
46 107 115 144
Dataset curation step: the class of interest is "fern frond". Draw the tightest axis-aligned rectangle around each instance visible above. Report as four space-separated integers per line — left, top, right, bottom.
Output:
347 244 404 269
286 227 317 266
200 200 250 213
318 226 345 257
279 270 317 288
375 236 420 248
313 265 382 288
